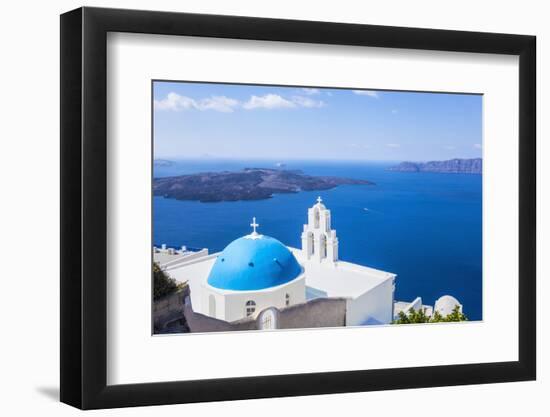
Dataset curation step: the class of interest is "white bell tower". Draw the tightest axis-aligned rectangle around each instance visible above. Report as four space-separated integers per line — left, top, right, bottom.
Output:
301 197 339 263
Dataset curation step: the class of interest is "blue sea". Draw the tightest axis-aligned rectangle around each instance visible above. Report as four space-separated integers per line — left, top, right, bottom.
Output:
153 159 482 320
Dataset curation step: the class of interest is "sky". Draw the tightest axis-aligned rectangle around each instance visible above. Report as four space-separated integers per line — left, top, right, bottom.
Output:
153 81 482 162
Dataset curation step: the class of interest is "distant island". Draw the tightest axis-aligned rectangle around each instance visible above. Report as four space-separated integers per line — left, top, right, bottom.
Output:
153 168 373 202
154 159 173 167
388 158 482 174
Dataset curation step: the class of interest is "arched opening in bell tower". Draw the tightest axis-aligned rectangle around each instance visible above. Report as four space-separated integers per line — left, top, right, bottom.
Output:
320 233 327 259
314 208 320 229
307 232 314 256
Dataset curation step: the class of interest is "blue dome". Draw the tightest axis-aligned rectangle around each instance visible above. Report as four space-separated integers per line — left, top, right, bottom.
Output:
207 235 302 291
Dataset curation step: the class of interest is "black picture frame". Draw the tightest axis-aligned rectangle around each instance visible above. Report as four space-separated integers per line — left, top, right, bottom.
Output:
60 6 536 410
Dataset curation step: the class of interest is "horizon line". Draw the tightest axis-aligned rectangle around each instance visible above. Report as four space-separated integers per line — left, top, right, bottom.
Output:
153 156 483 163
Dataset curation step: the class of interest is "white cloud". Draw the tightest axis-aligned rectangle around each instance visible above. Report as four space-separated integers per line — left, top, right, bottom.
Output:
353 90 379 98
301 88 320 95
473 143 482 149
154 92 239 113
198 96 240 112
155 92 325 112
386 143 400 148
154 92 197 111
243 94 296 110
348 143 371 149
291 95 325 108
243 94 324 110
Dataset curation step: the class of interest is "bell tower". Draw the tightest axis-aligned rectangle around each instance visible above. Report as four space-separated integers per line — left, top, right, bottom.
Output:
301 197 339 263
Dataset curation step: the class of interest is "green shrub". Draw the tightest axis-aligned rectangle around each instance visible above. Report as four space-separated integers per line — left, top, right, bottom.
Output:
393 305 467 324
153 262 178 300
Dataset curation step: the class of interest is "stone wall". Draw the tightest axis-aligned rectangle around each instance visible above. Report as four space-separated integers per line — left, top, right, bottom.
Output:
183 294 347 333
184 296 257 332
278 297 347 329
153 284 189 332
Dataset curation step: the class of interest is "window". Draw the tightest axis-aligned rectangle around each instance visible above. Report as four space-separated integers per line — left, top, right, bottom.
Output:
245 300 256 317
285 293 290 307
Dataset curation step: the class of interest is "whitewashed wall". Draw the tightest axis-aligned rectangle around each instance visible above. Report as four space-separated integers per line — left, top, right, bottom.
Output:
205 275 306 321
346 279 395 325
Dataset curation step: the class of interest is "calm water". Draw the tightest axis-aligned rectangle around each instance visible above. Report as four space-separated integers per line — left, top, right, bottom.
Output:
154 160 482 320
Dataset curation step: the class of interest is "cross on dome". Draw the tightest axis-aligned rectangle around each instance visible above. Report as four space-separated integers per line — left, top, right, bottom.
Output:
317 196 323 204
245 217 263 239
250 217 259 234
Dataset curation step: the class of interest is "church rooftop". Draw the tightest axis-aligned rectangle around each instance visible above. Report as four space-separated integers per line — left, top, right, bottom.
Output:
207 218 303 291
290 248 395 299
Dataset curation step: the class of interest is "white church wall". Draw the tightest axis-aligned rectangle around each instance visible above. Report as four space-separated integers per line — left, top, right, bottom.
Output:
215 275 306 322
346 278 395 326
164 255 217 315
201 287 227 319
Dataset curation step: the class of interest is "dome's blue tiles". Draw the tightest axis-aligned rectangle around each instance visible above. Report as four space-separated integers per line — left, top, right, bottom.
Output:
207 235 302 291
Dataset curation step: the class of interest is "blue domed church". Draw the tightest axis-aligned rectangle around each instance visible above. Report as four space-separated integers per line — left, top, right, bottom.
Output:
154 198 459 331
202 220 307 323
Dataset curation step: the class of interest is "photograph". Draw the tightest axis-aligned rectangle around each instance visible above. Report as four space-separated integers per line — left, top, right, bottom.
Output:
151 81 482 334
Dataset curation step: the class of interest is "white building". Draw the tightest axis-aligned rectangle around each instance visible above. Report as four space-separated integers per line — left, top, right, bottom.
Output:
157 197 401 327
155 197 463 329
434 295 463 316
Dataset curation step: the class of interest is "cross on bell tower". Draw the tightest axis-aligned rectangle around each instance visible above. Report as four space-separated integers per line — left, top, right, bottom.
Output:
316 196 323 204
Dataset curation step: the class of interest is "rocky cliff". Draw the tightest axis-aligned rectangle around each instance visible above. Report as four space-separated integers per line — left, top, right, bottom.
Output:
389 158 482 174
